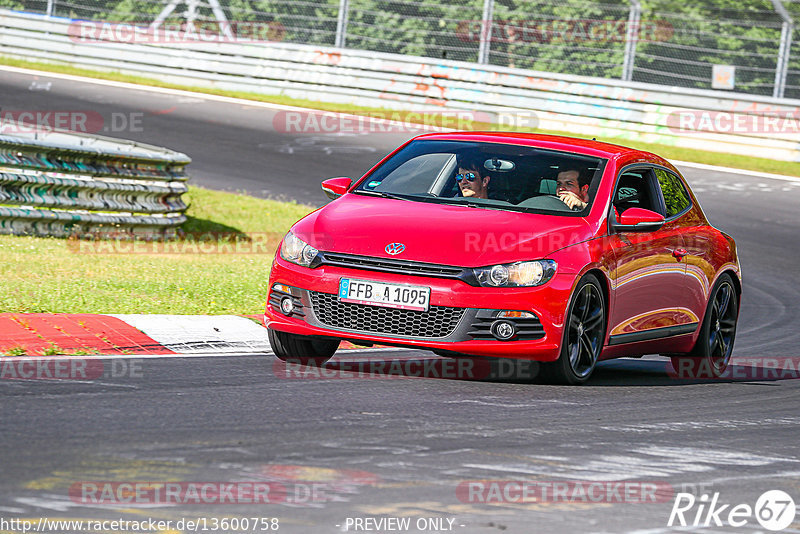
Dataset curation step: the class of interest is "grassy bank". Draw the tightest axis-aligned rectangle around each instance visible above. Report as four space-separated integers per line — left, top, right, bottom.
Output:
2 56 799 178
0 187 314 315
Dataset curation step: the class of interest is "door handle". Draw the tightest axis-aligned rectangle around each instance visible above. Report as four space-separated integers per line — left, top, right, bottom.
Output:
672 248 688 260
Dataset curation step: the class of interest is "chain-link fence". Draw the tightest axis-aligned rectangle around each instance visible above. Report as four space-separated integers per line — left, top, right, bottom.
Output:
783 0 800 97
1 0 797 99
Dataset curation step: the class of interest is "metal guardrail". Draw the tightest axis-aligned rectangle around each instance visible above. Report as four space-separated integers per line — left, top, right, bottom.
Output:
1 9 798 163
0 124 190 237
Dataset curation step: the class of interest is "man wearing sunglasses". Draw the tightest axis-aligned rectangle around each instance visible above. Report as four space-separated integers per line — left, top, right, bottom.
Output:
456 161 491 199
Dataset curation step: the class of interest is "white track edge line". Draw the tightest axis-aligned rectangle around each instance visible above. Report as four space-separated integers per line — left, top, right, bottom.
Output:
672 159 800 183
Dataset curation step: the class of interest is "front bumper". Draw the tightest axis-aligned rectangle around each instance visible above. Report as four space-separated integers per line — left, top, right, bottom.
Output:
265 256 575 361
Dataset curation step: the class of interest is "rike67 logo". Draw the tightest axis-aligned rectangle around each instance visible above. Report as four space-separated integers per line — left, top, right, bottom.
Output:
668 490 796 531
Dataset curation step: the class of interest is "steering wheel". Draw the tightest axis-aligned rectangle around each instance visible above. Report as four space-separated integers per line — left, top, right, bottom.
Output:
549 193 590 211
545 194 578 210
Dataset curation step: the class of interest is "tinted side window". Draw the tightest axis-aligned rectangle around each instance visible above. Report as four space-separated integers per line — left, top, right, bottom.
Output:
613 169 660 214
655 169 691 218
372 153 454 195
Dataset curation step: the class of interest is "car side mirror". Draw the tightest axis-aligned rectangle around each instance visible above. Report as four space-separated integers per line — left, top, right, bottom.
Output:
612 207 665 232
321 177 352 200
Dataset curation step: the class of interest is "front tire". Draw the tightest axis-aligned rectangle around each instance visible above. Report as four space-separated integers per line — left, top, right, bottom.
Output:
671 273 738 379
268 329 339 366
541 274 606 385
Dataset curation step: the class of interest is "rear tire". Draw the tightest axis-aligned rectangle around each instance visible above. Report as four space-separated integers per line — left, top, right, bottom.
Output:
671 273 738 379
540 274 606 385
268 329 339 366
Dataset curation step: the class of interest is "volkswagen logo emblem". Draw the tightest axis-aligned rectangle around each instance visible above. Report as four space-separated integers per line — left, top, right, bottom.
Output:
385 242 405 255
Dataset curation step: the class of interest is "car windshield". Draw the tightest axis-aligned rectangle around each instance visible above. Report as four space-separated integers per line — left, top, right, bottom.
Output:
354 140 607 215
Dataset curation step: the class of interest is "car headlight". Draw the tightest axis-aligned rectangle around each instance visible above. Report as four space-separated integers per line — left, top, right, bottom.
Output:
473 260 557 287
279 231 319 267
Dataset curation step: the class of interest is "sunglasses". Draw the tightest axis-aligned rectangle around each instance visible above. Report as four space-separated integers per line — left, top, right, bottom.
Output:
455 172 479 182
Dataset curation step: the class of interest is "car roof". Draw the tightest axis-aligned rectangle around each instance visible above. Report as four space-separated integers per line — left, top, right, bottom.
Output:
411 131 647 160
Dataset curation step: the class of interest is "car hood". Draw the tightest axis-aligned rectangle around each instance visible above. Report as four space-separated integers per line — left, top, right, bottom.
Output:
293 194 592 267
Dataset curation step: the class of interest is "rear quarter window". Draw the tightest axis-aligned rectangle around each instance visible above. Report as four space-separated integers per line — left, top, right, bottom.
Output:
655 168 692 218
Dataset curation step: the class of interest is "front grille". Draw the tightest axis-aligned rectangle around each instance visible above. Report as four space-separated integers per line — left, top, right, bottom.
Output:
319 252 465 279
310 291 464 338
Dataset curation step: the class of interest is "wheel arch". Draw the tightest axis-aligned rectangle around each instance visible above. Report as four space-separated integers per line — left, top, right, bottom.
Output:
722 268 742 304
573 267 611 316
583 267 611 314
589 268 612 348
707 268 742 317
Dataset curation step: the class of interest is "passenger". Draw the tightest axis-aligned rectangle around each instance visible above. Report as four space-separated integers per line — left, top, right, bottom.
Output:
556 169 590 210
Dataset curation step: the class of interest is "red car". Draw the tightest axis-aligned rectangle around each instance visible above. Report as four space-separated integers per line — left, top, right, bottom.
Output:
265 132 741 384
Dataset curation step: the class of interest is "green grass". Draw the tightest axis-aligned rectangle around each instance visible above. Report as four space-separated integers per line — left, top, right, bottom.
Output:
0 187 315 315
3 346 27 357
3 55 799 178
69 348 101 356
40 343 64 356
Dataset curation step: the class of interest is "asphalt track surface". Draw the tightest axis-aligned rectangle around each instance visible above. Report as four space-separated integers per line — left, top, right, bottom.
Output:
2 68 800 533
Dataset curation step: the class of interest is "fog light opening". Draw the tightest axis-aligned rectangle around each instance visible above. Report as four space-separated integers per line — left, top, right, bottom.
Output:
491 320 516 341
280 297 294 315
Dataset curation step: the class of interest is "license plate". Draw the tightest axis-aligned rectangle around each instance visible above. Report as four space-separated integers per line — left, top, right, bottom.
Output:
338 278 430 312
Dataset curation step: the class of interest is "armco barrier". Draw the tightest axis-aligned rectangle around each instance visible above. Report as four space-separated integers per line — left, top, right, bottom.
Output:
0 126 190 237
0 10 798 162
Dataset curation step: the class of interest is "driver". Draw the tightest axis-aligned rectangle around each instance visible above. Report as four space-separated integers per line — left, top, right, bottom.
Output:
456 159 490 199
556 169 590 210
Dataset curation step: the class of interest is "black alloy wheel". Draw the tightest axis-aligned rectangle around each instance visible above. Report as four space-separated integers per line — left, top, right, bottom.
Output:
541 274 606 385
671 274 738 379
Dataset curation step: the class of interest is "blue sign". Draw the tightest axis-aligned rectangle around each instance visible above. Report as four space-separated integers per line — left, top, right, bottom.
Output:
339 278 350 298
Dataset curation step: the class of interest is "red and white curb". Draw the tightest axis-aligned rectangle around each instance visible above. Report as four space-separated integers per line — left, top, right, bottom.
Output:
0 313 272 355
110 314 271 354
0 313 391 357
0 313 175 356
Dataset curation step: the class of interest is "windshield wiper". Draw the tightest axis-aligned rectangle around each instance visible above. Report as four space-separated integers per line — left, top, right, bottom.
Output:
352 191 521 212
432 197 520 212
352 190 415 201
430 197 478 207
